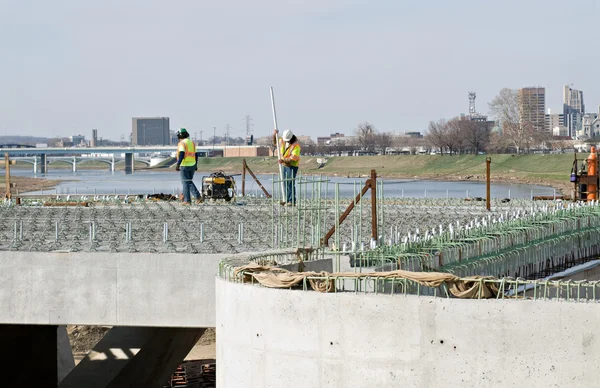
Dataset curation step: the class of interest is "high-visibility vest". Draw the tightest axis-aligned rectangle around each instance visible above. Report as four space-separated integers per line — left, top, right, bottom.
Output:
178 138 197 167
279 139 301 167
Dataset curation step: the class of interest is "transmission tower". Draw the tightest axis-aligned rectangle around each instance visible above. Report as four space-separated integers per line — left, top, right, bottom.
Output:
244 115 254 138
224 124 231 146
468 91 477 117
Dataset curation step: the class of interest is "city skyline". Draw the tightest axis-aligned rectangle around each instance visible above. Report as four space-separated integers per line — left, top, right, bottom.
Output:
1 0 599 140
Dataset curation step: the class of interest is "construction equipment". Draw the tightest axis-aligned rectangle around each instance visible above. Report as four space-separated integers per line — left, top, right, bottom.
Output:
571 147 599 201
201 171 236 202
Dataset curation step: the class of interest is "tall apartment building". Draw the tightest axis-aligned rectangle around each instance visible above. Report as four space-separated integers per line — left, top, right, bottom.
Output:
91 129 98 147
131 117 170 146
563 85 585 138
518 87 546 132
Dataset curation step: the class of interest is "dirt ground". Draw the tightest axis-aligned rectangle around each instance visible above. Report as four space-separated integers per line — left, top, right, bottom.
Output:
67 326 216 364
0 176 57 197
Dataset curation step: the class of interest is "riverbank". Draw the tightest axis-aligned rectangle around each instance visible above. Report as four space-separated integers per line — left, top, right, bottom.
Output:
198 154 574 195
2 154 575 196
0 175 58 197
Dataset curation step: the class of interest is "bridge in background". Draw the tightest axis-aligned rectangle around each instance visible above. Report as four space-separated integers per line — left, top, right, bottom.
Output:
0 145 227 173
10 156 153 173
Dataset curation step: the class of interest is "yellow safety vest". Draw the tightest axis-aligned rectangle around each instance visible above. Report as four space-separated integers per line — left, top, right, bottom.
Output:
279 139 301 167
178 138 197 167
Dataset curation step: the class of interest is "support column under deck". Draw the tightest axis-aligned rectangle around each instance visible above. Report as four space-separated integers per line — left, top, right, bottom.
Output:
59 326 205 388
124 153 134 174
40 153 47 174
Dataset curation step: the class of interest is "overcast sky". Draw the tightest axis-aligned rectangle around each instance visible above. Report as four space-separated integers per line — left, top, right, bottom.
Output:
1 0 598 141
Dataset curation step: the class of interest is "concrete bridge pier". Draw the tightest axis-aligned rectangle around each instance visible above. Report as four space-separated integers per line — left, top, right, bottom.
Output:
59 326 205 388
0 324 74 387
72 157 77 173
111 156 115 172
40 153 48 174
124 153 134 174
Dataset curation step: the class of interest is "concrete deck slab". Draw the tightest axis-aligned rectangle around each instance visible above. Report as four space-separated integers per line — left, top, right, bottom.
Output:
0 252 225 327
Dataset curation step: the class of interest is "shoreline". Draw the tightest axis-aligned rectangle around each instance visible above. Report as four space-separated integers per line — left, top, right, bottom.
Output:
1 165 570 198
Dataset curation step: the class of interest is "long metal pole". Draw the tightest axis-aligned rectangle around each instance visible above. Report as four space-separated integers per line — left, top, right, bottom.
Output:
486 157 491 211
370 169 378 242
270 87 286 201
5 153 11 199
242 159 246 196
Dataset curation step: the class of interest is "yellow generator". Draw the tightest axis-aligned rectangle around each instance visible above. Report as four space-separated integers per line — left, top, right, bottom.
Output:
202 171 236 202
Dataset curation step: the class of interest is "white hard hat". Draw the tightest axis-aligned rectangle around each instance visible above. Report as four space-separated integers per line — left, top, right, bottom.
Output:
282 129 294 142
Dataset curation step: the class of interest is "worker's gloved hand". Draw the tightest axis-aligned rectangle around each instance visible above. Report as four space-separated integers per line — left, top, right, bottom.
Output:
195 166 198 171
176 166 180 171
278 159 283 164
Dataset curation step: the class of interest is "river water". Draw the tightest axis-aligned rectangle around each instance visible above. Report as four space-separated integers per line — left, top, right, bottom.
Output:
6 169 556 199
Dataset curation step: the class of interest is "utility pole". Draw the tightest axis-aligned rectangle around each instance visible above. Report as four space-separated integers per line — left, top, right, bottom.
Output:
244 115 253 144
212 126 216 153
199 130 203 146
225 124 231 146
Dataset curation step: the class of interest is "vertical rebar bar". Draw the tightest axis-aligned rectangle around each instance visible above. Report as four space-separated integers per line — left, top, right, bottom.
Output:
335 183 340 250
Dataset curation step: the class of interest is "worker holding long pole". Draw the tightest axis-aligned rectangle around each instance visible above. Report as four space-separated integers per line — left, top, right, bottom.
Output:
273 128 301 206
270 87 286 202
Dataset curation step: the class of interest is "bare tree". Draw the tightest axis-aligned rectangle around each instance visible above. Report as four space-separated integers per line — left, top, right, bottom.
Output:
356 122 376 152
373 132 393 155
446 118 468 154
449 118 490 154
487 131 509 153
407 136 426 154
488 88 535 154
302 139 316 155
425 119 448 154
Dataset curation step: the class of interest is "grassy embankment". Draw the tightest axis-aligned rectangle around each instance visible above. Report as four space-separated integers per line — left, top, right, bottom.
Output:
199 154 575 191
2 154 577 194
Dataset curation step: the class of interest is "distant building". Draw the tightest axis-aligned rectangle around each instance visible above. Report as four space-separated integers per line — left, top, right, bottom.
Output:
91 129 98 147
296 135 313 144
545 111 565 134
132 117 170 146
316 137 331 145
518 87 546 132
581 108 600 139
404 132 424 138
563 85 585 139
58 140 74 147
70 135 86 146
170 130 179 146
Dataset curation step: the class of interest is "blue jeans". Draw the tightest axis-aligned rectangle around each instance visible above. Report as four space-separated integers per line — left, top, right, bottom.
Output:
180 166 200 203
283 165 298 204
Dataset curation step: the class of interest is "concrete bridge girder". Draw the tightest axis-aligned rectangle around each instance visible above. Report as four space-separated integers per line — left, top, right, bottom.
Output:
12 155 152 173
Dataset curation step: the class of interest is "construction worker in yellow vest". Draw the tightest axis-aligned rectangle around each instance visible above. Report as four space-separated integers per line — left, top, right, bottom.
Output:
273 129 301 206
175 128 201 205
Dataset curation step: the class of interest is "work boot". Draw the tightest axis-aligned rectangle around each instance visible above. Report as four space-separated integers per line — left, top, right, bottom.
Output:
181 202 191 206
